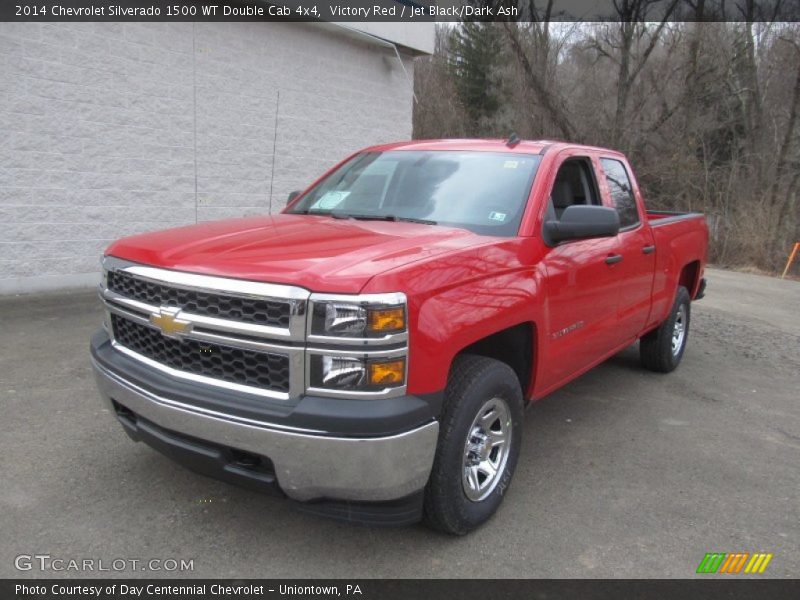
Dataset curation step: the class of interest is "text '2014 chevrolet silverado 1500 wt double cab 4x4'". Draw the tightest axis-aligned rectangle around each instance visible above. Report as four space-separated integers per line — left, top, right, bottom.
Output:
91 139 708 534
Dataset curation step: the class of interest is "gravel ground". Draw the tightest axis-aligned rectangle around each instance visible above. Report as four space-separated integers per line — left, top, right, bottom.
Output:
0 267 797 578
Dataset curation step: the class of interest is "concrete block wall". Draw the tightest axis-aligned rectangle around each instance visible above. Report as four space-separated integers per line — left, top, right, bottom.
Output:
0 21 418 294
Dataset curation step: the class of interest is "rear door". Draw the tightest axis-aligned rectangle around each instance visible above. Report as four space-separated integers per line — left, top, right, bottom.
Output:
538 152 623 390
598 157 656 341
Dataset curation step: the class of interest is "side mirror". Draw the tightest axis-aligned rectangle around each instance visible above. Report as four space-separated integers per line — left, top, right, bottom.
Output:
544 205 620 245
287 190 301 202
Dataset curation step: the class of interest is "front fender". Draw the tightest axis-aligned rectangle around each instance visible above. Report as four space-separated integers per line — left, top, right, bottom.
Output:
361 238 546 396
410 270 542 394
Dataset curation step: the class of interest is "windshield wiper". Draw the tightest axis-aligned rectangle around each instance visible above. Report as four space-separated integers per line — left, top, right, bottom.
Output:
330 212 437 225
293 209 328 215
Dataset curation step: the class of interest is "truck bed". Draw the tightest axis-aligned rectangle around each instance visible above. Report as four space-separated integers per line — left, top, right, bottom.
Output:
646 210 705 227
644 210 709 330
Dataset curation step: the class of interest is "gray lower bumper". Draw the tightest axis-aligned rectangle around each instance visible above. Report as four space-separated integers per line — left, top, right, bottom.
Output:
92 359 438 502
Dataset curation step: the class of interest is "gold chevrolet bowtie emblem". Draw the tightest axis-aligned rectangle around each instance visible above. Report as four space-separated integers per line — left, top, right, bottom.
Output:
150 307 192 338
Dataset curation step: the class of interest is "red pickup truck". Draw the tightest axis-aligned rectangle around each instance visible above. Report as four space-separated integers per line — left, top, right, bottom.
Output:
91 139 708 534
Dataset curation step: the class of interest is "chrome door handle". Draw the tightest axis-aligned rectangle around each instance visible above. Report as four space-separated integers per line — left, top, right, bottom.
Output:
642 245 656 254
605 254 623 265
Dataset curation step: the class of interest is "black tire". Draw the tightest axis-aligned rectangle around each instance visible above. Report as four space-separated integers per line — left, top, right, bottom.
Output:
423 354 524 535
640 285 691 373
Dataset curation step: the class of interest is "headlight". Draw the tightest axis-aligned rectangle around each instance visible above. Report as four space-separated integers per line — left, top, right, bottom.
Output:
320 355 366 387
322 302 367 335
306 293 408 397
309 355 406 391
309 294 406 338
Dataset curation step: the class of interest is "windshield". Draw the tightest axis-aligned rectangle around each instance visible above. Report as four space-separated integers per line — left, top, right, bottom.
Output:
286 151 542 237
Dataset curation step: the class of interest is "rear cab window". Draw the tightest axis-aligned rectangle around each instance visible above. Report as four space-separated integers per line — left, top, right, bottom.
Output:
600 158 640 229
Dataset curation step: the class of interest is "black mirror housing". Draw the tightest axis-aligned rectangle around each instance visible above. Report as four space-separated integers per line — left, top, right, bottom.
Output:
544 205 620 245
287 190 301 202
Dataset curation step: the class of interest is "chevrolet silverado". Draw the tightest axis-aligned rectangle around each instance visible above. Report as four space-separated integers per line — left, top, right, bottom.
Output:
91 139 708 534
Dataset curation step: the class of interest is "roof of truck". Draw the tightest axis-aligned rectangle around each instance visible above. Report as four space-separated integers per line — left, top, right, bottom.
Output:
364 138 625 156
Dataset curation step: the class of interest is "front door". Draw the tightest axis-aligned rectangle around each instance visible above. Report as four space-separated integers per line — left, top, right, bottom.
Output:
538 154 624 391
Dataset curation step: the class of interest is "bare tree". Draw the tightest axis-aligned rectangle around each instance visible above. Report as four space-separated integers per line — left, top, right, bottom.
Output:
584 0 681 149
502 1 577 139
413 13 800 273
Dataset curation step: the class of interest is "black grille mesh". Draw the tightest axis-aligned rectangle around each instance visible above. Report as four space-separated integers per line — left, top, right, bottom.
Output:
107 270 291 328
112 315 290 392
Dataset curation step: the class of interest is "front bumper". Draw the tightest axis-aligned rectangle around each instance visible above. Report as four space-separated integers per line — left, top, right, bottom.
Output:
90 334 439 510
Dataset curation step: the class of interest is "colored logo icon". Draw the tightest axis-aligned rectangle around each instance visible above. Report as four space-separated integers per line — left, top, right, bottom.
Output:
696 552 773 574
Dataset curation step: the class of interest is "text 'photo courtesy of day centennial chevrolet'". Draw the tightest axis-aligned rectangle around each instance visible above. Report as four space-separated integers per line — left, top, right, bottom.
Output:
90 138 708 534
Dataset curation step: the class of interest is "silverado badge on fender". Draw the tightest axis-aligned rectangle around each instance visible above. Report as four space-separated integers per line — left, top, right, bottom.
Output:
149 307 192 339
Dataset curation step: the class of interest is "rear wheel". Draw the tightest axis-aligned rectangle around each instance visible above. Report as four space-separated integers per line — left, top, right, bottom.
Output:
424 355 523 535
640 285 691 373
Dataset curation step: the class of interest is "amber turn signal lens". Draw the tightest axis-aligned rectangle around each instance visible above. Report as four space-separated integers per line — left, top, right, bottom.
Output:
368 359 406 386
367 306 405 333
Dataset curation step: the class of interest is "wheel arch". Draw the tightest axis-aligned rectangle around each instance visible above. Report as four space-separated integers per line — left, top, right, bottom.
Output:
450 322 537 400
679 260 702 299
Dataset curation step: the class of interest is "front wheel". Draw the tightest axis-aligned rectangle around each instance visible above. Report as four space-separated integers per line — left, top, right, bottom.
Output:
640 285 691 373
423 355 523 535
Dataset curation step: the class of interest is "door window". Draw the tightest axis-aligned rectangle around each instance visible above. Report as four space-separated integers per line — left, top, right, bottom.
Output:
546 159 600 221
600 159 640 229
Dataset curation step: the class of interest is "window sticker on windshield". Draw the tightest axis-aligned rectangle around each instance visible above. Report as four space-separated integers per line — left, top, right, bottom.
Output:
489 211 507 222
503 160 519 169
311 191 350 210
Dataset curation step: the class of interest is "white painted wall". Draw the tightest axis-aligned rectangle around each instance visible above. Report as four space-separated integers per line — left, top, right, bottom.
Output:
0 22 431 294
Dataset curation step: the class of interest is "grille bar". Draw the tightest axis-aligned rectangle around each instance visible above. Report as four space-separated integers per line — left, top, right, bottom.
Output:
107 270 292 328
112 314 291 393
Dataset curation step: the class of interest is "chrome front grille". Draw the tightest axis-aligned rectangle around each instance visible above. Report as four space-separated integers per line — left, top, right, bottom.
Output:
100 257 309 400
112 315 291 392
107 270 292 328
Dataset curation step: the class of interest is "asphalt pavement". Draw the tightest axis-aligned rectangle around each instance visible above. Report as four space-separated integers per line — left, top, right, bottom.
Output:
0 267 797 578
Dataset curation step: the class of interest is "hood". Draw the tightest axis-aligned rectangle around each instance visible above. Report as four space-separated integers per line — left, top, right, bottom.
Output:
106 214 489 293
